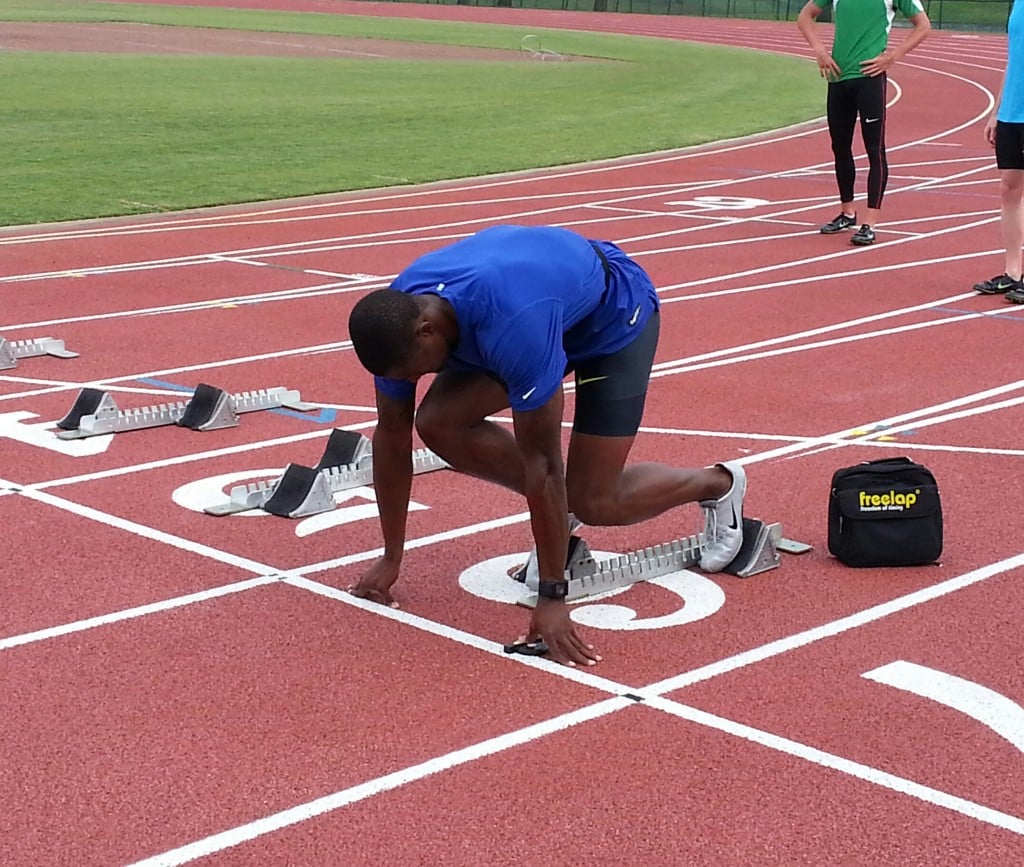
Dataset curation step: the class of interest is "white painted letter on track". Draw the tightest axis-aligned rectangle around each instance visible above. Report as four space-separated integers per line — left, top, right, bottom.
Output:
864 660 1024 754
458 552 725 632
172 470 427 537
0 411 111 457
663 195 770 210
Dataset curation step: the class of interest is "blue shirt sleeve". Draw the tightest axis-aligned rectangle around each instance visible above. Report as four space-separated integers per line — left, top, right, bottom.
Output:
374 375 415 402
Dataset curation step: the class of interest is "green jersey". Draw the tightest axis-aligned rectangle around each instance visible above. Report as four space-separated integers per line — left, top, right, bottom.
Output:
814 0 925 82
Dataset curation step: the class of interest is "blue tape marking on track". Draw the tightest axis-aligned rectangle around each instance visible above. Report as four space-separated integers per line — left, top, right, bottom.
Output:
135 377 337 425
931 307 1024 322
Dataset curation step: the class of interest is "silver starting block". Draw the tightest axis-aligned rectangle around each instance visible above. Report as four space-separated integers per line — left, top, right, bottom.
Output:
518 517 808 608
55 383 318 439
203 429 449 517
0 336 78 370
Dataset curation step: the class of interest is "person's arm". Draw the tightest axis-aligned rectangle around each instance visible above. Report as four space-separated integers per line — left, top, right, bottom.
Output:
860 10 931 77
512 389 599 667
348 388 415 606
797 1 842 80
986 67 1008 146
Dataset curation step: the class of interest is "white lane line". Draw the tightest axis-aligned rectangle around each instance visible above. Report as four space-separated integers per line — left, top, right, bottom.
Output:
864 661 1024 754
0 576 280 651
646 696 1024 837
657 214 1000 296
126 697 633 867
651 308 992 380
643 551 1024 695
95 340 351 383
0 382 235 405
795 392 1024 459
286 575 629 695
659 243 1010 300
652 291 982 371
30 421 377 491
716 379 1024 468
299 511 535 575
1 278 375 330
17 487 274 574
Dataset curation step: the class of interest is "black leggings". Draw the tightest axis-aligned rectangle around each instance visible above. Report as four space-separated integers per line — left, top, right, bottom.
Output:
826 75 888 210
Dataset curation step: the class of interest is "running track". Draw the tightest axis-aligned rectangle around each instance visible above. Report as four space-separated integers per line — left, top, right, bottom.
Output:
1 4 1023 864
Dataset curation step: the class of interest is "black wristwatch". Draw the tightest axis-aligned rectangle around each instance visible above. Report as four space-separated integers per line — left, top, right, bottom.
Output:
537 580 570 600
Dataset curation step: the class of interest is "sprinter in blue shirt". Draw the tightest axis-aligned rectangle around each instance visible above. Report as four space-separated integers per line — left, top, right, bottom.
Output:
347 225 746 666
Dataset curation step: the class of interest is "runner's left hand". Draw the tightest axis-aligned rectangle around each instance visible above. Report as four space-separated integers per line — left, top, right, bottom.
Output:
523 599 600 667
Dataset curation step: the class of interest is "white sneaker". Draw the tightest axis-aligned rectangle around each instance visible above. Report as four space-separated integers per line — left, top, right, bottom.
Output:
699 462 747 572
512 513 584 589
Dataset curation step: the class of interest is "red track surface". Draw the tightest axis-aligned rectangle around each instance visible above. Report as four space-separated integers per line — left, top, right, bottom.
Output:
2 5 1023 865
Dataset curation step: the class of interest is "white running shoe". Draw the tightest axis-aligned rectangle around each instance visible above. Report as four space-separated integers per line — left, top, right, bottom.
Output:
511 513 584 589
699 462 747 572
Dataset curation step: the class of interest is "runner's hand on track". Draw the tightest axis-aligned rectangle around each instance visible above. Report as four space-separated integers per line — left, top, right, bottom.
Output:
526 599 600 667
348 557 401 608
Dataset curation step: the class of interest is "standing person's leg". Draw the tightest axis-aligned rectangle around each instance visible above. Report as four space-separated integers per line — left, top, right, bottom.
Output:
820 80 860 234
977 122 1024 296
852 73 888 245
999 168 1024 285
564 312 746 571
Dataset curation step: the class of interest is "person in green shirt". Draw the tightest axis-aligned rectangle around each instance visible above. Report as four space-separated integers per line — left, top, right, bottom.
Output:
798 0 931 245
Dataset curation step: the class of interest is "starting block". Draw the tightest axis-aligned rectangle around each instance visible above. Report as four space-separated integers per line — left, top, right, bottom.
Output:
55 383 318 440
517 517 808 608
203 429 449 518
0 336 78 371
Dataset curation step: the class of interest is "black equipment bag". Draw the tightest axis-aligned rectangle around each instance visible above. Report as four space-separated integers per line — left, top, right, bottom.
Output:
828 457 943 567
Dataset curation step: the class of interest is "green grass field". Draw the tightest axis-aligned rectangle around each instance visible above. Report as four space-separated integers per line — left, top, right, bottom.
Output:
0 1 825 226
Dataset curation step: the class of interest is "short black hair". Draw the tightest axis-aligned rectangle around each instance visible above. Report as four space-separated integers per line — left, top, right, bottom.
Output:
348 288 420 376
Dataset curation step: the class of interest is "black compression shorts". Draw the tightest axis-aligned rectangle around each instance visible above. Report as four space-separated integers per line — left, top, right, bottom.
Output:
571 311 660 438
995 121 1024 171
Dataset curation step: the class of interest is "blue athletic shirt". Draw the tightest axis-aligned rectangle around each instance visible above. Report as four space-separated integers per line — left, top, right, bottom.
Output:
374 225 659 412
1000 1 1024 123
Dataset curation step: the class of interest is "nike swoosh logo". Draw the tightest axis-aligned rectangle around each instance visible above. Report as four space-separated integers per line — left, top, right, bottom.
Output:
628 305 642 326
864 117 880 124
577 375 608 387
521 386 537 400
729 503 741 530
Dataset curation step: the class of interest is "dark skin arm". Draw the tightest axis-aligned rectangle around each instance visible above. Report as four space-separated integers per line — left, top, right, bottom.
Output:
348 389 415 607
512 387 600 667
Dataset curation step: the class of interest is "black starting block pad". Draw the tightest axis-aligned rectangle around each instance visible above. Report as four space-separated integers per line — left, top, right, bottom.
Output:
517 518 810 608
203 430 448 517
0 335 78 371
55 384 317 440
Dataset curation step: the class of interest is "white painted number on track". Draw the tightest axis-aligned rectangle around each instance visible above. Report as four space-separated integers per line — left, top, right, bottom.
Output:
458 552 725 631
0 411 112 456
663 195 770 210
172 470 427 537
864 660 1024 754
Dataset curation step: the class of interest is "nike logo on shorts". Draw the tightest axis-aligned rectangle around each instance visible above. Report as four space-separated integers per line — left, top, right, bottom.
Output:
577 375 609 387
628 305 641 326
521 386 537 400
864 117 880 124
